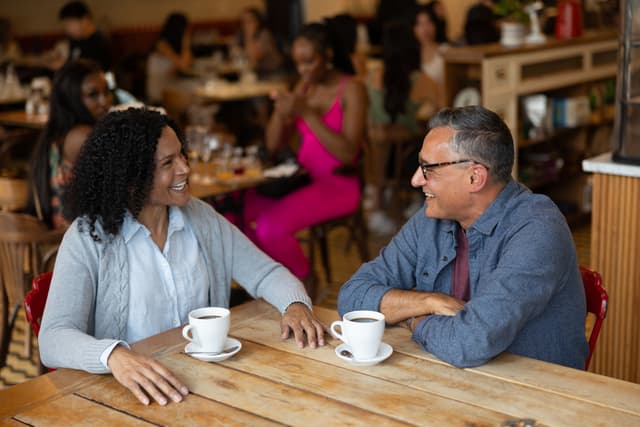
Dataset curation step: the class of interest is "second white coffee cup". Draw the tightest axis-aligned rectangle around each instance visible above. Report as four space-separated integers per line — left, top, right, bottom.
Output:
331 310 385 360
182 307 230 352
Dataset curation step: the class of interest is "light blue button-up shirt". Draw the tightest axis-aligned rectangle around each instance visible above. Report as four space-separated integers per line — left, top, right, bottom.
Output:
99 207 208 367
122 207 208 343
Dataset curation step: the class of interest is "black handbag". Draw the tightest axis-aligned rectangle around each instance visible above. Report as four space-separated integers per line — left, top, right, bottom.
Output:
256 166 311 198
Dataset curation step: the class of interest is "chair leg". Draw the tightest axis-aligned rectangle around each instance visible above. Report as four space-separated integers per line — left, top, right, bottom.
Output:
24 315 32 359
0 288 9 368
318 225 332 285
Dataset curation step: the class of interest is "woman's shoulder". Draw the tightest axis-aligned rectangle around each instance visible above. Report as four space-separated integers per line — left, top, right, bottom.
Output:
341 74 367 100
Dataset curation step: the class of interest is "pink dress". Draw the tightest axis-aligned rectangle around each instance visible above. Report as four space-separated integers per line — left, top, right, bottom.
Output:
243 78 361 279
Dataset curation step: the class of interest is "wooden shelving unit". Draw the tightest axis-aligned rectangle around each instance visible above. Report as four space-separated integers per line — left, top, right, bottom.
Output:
442 31 618 221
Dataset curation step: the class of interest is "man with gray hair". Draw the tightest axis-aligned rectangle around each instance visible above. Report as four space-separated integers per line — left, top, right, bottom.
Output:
338 106 589 369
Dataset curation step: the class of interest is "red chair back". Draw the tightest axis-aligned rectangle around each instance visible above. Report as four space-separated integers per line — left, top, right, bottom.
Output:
579 266 608 370
24 272 53 337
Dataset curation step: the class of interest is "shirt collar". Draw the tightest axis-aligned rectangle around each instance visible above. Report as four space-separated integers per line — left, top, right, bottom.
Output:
469 179 522 236
121 206 186 243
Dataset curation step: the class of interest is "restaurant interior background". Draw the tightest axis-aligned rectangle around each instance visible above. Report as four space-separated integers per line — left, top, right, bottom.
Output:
0 0 476 40
2 0 638 391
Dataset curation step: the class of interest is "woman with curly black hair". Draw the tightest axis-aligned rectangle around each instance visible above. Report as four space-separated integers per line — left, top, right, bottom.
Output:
39 108 325 406
27 58 112 228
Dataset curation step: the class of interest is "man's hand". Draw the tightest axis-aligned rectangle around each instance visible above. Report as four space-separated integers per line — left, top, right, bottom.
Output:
425 293 465 316
280 303 327 349
107 345 189 406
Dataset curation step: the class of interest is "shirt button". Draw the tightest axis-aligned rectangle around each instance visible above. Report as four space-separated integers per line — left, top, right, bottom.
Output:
442 256 448 261
423 272 429 277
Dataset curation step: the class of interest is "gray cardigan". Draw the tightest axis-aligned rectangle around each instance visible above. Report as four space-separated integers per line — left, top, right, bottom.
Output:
39 197 311 373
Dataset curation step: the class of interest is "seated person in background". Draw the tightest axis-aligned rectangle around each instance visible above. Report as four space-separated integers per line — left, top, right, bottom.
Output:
367 20 441 233
51 1 112 71
464 0 500 45
322 14 360 79
338 106 589 369
238 7 285 79
0 17 21 65
243 22 367 296
414 5 448 89
39 108 326 406
425 0 449 44
146 12 192 104
27 59 113 229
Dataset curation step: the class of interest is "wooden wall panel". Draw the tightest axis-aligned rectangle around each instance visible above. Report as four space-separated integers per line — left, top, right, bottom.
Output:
590 172 640 382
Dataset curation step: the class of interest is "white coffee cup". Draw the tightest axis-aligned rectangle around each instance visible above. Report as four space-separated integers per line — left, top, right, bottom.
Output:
182 307 230 352
330 310 385 360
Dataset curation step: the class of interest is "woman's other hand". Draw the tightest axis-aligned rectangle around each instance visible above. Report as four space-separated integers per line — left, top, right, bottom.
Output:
107 345 189 406
280 302 328 349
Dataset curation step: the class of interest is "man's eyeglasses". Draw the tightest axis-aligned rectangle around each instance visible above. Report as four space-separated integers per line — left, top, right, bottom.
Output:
419 159 487 180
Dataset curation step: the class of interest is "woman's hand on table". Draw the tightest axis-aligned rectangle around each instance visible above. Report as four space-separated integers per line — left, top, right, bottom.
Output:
280 302 328 349
107 345 189 406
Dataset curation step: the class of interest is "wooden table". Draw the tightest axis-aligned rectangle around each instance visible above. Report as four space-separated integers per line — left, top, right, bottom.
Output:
194 80 287 102
0 110 47 129
2 300 639 426
188 174 265 200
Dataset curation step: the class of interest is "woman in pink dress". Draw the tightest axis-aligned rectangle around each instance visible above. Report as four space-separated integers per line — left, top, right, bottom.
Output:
244 23 368 293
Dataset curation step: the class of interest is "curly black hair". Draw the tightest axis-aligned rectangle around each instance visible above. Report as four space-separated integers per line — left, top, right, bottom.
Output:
63 108 187 241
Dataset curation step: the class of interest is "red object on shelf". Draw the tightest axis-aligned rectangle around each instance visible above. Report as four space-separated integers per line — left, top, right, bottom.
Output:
555 0 583 39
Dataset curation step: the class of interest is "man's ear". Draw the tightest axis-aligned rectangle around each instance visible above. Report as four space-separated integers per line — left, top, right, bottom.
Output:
468 164 488 191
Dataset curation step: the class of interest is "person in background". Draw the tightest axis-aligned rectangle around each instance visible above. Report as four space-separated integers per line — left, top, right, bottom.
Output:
367 0 417 46
464 0 500 45
339 105 589 370
426 0 449 44
237 7 285 79
414 4 448 88
146 12 192 104
39 107 326 406
243 22 367 297
51 1 112 71
27 59 113 229
323 13 370 82
0 17 21 65
366 20 441 234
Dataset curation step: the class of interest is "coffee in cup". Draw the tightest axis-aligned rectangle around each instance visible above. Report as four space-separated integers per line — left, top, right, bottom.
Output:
182 307 230 352
330 310 385 360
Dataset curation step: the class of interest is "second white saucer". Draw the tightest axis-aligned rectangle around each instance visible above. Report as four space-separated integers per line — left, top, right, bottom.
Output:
335 342 393 366
184 337 242 362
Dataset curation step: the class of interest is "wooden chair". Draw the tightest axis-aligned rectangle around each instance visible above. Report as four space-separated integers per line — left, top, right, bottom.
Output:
24 272 53 374
580 265 608 371
0 213 63 369
0 176 29 212
308 201 370 287
306 163 370 302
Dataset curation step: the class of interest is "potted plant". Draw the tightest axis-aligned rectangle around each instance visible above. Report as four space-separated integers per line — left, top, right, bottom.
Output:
494 0 529 47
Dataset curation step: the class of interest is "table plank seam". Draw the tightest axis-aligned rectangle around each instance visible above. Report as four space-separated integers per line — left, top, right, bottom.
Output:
231 337 638 424
72 392 163 426
8 417 30 425
186 390 288 426
181 357 420 427
389 346 640 417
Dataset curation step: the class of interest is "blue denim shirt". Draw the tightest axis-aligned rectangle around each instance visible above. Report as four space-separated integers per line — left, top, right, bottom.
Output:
339 180 589 369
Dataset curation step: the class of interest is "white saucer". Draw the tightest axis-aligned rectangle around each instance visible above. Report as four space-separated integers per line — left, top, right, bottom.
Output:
184 337 242 362
335 342 393 366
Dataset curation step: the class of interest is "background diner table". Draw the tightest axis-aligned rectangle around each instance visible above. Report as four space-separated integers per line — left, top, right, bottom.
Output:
0 110 47 130
194 79 287 103
1 299 639 426
188 172 265 199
